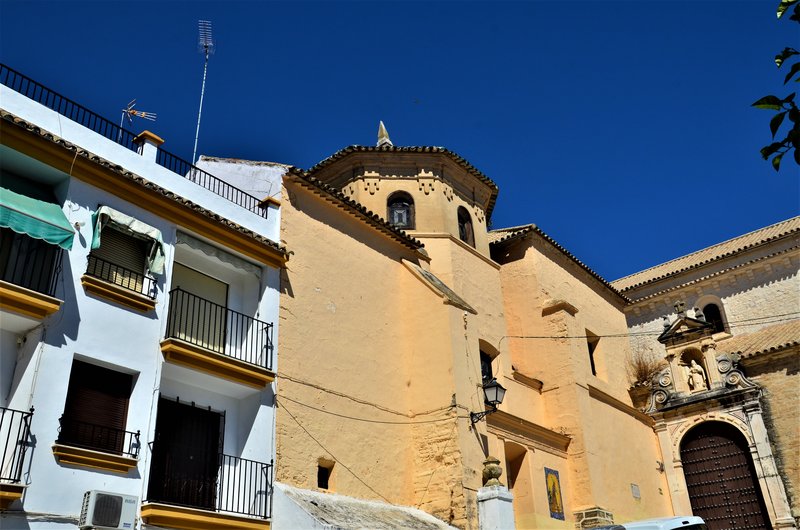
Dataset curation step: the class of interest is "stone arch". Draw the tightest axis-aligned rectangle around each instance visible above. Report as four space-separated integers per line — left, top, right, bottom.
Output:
678 348 709 393
479 339 501 383
693 294 729 333
679 420 770 529
386 191 415 230
503 440 535 525
671 413 755 456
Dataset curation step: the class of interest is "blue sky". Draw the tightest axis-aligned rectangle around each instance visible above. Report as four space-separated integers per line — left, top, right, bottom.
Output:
1 1 798 280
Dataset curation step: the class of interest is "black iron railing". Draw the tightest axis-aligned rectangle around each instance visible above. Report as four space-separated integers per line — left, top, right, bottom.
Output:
1 63 269 219
57 416 140 458
147 441 272 519
165 288 274 371
0 64 140 151
85 254 156 299
0 407 33 484
155 151 269 219
0 228 62 298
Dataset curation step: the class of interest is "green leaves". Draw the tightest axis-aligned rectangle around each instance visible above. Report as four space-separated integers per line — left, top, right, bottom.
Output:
752 95 784 110
785 62 800 84
775 48 799 68
756 2 800 172
771 112 787 137
777 0 798 18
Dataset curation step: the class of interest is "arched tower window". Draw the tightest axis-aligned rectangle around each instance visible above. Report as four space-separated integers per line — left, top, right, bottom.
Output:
457 206 475 247
387 192 414 230
702 303 726 333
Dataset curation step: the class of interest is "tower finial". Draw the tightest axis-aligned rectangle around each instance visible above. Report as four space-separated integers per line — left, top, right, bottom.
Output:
377 121 393 147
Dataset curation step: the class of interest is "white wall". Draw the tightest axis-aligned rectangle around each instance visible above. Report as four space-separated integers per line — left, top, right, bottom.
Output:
1 90 281 524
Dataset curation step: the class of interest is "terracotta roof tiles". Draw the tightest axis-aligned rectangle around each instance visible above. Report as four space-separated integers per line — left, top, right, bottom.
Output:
612 217 800 292
716 320 800 359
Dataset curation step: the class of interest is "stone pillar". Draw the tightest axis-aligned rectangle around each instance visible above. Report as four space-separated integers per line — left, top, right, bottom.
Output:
478 456 516 530
478 486 515 530
743 401 797 529
133 130 164 162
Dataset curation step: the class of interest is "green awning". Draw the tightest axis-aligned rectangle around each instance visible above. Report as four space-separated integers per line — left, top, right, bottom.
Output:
0 187 74 250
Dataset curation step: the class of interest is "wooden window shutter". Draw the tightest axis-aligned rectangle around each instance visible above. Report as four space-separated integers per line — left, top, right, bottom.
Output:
60 360 133 453
92 227 147 274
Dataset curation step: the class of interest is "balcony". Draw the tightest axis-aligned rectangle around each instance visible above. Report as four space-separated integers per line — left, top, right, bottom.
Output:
160 288 275 389
1 63 268 220
52 416 140 474
0 228 63 330
0 406 33 509
81 254 157 312
142 441 272 530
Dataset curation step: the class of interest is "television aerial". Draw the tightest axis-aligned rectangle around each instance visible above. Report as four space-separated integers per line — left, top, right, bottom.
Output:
118 99 157 141
192 19 215 164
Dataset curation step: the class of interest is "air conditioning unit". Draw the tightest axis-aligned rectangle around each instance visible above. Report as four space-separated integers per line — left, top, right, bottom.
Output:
79 490 138 530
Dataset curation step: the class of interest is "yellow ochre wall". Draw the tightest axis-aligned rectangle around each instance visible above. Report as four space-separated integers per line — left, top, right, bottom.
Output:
493 232 673 527
277 178 488 528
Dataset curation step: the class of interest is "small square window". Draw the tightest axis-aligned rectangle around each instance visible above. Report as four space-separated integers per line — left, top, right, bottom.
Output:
317 462 334 490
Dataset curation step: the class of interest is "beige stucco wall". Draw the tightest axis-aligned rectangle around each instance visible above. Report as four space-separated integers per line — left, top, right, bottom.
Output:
495 233 673 526
743 349 800 521
623 251 799 364
277 179 495 528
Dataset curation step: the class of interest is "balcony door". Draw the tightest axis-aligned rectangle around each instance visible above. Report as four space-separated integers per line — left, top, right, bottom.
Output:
148 397 224 510
170 263 228 353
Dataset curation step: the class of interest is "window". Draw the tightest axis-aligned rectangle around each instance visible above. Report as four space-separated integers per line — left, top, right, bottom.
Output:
86 206 165 298
702 303 726 333
457 206 475 247
387 192 415 229
586 331 600 376
317 459 334 490
480 350 494 382
58 360 133 455
88 227 149 293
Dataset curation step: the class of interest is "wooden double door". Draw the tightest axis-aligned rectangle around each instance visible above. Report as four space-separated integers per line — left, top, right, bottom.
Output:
681 421 771 530
147 397 224 510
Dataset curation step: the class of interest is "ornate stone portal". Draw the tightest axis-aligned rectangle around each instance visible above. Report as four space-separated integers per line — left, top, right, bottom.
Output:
644 309 796 529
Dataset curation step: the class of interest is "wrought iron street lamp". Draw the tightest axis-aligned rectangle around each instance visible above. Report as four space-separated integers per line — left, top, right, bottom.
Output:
470 378 507 424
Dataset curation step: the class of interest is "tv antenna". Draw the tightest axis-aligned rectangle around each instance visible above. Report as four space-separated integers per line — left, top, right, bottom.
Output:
118 99 157 140
192 19 215 164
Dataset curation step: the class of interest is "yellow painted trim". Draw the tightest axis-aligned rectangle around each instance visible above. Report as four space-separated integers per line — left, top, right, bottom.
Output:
160 338 275 389
140 502 270 530
52 443 139 474
134 130 165 146
260 195 281 208
0 122 287 269
587 383 654 426
0 280 62 320
0 483 26 510
487 409 571 454
81 274 157 312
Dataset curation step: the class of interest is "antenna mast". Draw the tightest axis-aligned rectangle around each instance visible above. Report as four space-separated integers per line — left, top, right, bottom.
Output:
118 99 157 141
192 20 215 164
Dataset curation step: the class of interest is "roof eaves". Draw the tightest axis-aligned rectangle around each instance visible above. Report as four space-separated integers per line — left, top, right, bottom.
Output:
490 224 630 303
613 218 800 292
285 168 424 252
307 145 500 218
624 245 800 304
1 111 289 260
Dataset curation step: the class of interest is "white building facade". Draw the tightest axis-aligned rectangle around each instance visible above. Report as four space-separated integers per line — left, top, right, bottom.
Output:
0 64 286 530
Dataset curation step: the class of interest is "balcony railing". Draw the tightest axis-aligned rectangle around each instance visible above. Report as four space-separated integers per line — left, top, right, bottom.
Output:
0 63 269 219
147 441 272 519
86 254 156 299
0 407 33 484
0 228 62 297
57 416 140 458
165 288 274 371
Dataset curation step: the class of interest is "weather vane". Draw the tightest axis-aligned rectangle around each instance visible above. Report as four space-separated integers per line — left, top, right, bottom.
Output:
118 99 157 141
192 19 215 164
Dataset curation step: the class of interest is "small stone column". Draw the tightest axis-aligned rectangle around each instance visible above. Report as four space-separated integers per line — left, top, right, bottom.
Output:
478 456 516 530
133 130 165 162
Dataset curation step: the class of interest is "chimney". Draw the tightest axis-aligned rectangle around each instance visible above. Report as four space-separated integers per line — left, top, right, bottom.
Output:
133 130 165 162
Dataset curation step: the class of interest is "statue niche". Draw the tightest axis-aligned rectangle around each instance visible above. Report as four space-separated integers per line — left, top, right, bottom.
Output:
680 350 708 394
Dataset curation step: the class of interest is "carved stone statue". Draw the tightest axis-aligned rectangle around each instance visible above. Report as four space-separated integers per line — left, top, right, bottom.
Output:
687 360 707 392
